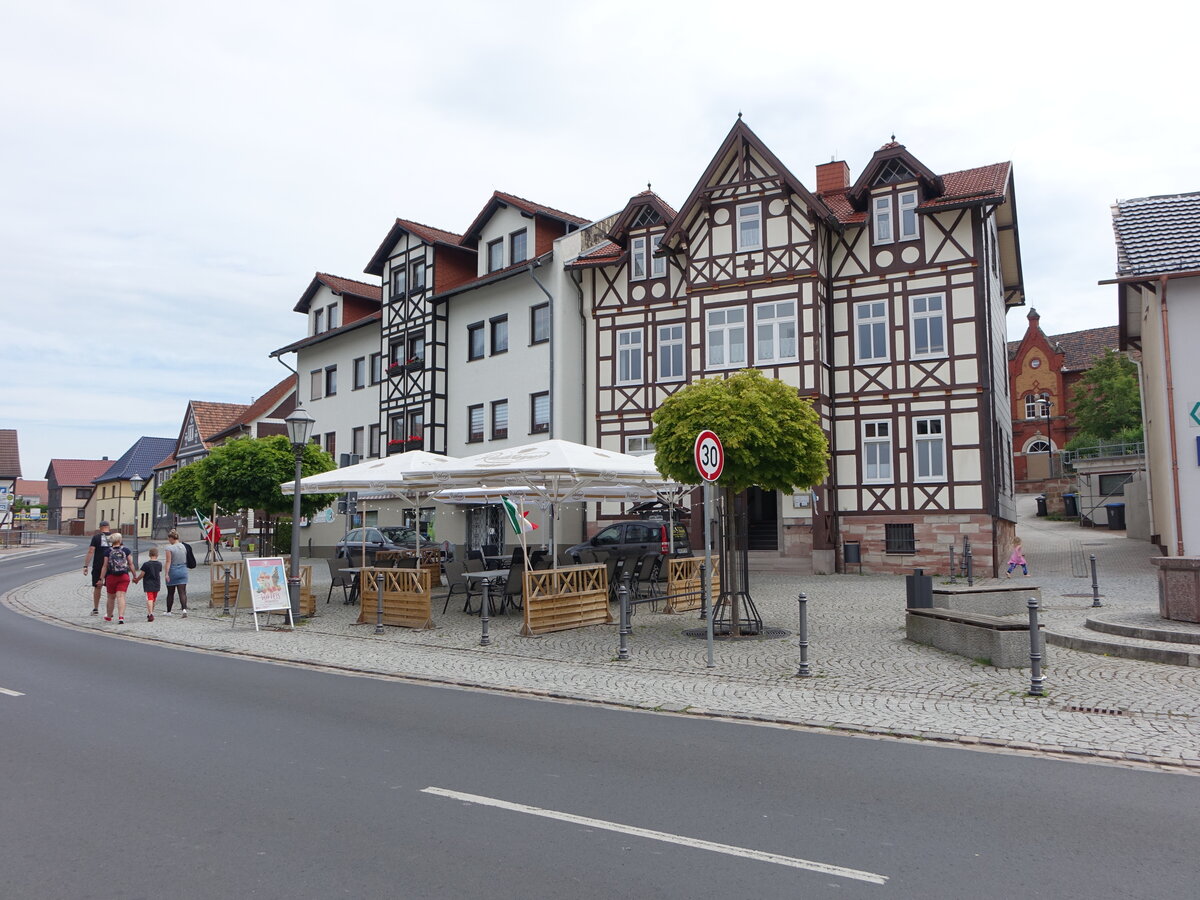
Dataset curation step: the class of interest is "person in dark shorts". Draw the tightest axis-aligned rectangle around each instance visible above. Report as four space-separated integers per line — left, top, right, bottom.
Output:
83 521 112 615
135 546 163 622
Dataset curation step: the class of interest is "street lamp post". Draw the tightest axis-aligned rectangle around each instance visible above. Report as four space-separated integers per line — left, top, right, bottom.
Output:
129 473 145 567
286 406 316 622
1042 396 1053 478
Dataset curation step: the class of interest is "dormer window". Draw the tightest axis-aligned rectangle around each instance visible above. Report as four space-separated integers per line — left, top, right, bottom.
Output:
736 203 762 252
630 237 647 280
487 239 504 273
313 308 324 333
510 229 528 265
651 235 666 278
872 189 919 245
326 303 339 330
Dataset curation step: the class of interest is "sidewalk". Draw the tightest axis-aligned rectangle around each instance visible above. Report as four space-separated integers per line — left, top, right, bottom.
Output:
6 507 1200 772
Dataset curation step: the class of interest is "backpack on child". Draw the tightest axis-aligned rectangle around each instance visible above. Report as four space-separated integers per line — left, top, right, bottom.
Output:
184 542 196 569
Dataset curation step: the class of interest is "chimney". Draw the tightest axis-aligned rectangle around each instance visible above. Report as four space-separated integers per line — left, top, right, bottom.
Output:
815 160 850 194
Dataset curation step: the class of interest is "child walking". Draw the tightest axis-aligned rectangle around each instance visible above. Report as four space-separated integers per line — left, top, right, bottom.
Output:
135 547 163 622
1006 540 1028 577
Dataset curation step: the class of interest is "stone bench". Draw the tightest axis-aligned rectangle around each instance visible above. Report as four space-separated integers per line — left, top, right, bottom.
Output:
906 607 1042 668
932 583 1041 617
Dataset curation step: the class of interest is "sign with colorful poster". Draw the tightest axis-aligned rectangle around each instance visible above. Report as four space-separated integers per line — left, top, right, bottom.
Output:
244 557 291 612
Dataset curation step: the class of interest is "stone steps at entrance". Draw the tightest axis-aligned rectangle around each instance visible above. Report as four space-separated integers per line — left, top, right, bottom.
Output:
747 551 810 575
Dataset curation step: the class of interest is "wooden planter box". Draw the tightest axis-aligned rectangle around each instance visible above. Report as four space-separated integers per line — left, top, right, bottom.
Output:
356 567 433 629
521 563 611 636
209 564 241 608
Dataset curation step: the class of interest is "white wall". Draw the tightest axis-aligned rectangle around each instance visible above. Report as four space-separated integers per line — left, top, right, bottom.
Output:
1167 277 1200 554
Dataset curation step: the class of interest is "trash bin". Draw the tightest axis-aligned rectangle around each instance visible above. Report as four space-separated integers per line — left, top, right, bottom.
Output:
1063 493 1078 517
1105 502 1126 530
843 541 861 571
905 568 933 608
1035 495 1047 517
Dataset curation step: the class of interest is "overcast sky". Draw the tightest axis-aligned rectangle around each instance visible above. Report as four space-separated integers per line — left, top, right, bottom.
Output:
3 0 1196 480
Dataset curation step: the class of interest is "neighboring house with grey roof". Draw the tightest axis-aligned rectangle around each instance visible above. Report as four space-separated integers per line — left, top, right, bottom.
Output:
86 436 176 540
1106 191 1200 555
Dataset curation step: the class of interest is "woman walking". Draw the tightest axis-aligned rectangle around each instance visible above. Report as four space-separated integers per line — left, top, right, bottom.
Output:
98 532 134 624
163 529 190 617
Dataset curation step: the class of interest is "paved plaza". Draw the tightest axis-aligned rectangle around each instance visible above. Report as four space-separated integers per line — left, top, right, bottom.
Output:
7 497 1200 772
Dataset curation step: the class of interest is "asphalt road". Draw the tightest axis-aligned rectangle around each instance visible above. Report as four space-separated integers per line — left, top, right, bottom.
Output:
1 541 1196 899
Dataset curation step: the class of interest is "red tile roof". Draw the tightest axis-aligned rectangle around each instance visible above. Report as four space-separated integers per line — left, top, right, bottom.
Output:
191 402 250 445
208 377 296 442
493 191 590 226
1049 325 1122 371
566 241 624 268
394 218 465 247
46 459 113 486
15 478 47 502
820 162 1010 224
314 273 382 300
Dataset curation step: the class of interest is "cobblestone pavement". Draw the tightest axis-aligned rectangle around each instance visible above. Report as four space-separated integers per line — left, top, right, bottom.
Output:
7 505 1200 771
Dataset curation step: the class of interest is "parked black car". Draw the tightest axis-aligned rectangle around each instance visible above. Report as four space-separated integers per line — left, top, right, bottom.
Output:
335 526 420 562
566 519 691 561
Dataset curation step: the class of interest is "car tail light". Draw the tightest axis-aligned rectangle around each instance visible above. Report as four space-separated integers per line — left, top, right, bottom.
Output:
660 525 670 555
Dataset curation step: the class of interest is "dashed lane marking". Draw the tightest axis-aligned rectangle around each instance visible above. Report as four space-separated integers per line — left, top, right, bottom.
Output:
421 786 888 885
0 686 24 697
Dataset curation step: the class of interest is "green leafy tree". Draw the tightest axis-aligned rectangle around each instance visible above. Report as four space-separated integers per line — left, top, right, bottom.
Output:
651 369 829 491
158 461 210 516
1071 349 1142 442
201 435 337 520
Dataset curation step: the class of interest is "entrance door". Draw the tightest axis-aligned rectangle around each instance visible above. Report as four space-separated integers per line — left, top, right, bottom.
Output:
745 487 778 551
467 506 503 552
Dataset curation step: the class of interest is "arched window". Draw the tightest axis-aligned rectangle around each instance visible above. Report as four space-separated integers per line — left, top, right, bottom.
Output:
1026 439 1052 454
1024 393 1051 418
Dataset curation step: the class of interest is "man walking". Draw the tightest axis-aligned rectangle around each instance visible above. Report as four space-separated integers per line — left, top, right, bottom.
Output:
83 521 112 615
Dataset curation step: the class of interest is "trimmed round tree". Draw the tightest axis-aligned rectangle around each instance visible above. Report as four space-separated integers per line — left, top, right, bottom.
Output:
651 369 829 632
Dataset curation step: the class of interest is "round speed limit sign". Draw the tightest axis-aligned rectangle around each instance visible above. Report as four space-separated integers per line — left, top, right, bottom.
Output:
694 430 724 482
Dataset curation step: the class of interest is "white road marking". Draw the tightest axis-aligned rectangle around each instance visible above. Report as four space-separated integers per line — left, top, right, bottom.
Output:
24 563 45 568
0 686 24 697
421 786 887 885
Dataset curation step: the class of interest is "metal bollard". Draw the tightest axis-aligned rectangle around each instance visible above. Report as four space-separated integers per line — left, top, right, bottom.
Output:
480 580 491 647
222 566 232 616
617 577 630 661
1090 554 1102 608
1027 596 1044 696
795 592 811 678
965 543 974 587
374 574 385 634
948 545 957 584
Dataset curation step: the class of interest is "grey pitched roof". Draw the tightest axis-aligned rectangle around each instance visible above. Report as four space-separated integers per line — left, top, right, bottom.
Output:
1112 191 1200 276
94 437 177 484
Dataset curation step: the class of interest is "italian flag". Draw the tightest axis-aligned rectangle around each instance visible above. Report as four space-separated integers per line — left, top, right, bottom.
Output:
501 495 537 535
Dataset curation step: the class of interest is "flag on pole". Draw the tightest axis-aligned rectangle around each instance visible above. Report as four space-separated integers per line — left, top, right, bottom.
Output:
194 508 213 535
500 496 537 535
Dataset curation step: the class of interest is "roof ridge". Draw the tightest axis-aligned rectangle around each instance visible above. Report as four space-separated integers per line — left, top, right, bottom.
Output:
493 190 591 225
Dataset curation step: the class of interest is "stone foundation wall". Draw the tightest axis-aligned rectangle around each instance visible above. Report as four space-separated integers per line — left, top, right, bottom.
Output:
838 513 1006 576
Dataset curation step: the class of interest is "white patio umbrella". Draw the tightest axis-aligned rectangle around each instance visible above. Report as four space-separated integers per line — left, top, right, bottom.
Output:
280 450 462 561
430 439 676 557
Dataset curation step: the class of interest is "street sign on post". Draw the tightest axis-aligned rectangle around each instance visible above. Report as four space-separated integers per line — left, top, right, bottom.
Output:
694 430 724 482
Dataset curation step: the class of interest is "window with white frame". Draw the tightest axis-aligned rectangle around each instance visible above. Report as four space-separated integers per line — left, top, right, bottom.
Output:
626 436 655 456
651 235 666 278
736 203 762 252
1026 438 1051 454
706 307 746 368
862 421 892 482
899 190 919 240
910 294 945 357
657 323 685 381
617 329 643 384
913 417 945 481
754 300 798 364
872 195 893 244
855 300 889 363
1024 392 1051 418
630 236 647 280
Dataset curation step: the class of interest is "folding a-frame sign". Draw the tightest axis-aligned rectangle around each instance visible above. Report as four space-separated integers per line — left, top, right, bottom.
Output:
232 557 294 631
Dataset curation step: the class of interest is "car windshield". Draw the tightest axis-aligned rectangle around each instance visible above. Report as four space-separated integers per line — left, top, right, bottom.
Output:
380 527 417 544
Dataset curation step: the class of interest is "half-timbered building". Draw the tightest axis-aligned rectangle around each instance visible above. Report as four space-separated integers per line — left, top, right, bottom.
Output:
570 119 1025 575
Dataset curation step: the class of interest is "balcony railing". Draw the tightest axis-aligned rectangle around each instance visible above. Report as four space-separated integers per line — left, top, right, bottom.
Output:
1062 441 1146 466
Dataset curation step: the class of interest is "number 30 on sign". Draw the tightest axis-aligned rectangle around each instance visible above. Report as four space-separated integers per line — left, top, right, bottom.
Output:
694 430 724 482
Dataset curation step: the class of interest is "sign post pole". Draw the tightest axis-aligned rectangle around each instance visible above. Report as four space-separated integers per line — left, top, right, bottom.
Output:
694 430 724 669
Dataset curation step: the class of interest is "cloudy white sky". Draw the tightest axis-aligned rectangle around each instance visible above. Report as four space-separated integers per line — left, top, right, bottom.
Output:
3 0 1196 479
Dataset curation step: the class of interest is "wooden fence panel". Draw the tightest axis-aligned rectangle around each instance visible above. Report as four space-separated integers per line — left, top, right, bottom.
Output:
521 564 611 636
355 567 433 629
663 557 721 614
210 565 241 608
